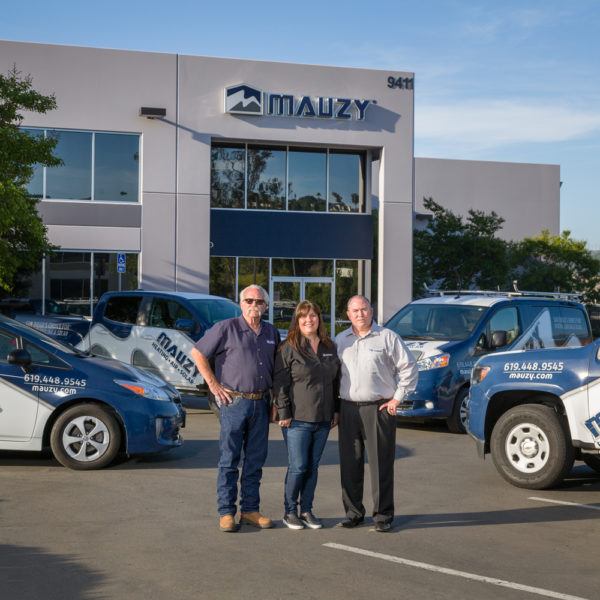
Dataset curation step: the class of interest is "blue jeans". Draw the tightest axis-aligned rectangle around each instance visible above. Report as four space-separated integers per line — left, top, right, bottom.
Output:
217 395 269 516
282 420 331 515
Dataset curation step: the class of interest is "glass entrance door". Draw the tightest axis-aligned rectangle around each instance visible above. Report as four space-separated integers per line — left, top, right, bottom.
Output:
270 277 334 335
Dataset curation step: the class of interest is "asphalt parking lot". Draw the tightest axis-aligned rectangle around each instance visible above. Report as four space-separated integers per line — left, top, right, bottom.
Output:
2 402 600 600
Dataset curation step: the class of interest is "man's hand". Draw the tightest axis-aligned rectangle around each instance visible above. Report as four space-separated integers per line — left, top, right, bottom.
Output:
331 412 339 428
278 418 292 428
379 399 400 416
208 380 233 406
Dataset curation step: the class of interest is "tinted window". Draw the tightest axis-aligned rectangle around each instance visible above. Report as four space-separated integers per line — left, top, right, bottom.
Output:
288 149 326 211
329 152 365 213
148 299 194 329
46 130 92 200
515 306 591 349
22 340 63 367
22 128 44 198
0 330 19 363
94 133 139 202
489 307 520 345
47 252 91 317
247 146 285 210
386 304 487 341
104 297 141 324
211 144 245 208
188 299 241 329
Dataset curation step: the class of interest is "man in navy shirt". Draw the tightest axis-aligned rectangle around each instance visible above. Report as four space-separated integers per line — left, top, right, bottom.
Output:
191 284 280 532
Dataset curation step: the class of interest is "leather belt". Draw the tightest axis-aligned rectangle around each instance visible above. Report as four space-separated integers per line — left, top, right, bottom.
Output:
223 388 265 400
342 398 385 407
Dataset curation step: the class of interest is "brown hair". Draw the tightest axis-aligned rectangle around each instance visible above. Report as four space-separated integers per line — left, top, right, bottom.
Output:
285 301 334 353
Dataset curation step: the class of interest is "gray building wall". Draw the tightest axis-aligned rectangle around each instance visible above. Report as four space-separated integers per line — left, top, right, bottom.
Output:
414 157 560 240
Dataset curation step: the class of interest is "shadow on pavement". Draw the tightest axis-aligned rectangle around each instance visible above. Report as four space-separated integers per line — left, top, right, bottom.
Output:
0 545 105 600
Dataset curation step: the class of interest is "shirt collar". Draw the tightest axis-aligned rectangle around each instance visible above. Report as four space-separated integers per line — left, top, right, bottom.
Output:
344 321 382 339
237 315 263 335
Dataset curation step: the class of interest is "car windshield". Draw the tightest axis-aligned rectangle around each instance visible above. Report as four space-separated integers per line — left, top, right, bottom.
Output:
188 299 241 329
4 318 82 356
386 303 487 341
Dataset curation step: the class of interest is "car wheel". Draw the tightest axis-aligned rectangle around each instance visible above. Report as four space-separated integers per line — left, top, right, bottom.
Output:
490 404 573 489
50 403 121 470
446 388 469 434
582 454 600 474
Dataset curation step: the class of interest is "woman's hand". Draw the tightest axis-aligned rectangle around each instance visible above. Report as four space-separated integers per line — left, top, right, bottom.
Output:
331 412 339 429
278 418 292 428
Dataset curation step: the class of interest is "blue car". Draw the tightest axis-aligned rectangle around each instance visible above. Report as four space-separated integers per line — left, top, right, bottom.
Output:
385 291 593 433
0 316 185 470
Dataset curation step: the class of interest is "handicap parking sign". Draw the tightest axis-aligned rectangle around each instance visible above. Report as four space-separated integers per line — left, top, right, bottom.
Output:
117 253 126 273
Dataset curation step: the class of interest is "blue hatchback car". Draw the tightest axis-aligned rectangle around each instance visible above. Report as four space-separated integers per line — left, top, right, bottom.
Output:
0 316 185 470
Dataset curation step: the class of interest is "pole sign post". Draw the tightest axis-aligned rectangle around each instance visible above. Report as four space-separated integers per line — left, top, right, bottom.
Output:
117 253 126 274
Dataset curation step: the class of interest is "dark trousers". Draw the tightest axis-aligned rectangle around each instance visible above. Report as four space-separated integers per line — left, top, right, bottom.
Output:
338 400 396 524
217 395 269 516
282 420 331 515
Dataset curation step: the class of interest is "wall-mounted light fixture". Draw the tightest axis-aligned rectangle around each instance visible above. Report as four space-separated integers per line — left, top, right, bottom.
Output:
139 107 166 119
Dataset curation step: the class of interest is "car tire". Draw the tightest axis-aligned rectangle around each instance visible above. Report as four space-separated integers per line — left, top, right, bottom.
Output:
446 387 469 434
582 454 600 474
490 403 573 489
50 403 121 470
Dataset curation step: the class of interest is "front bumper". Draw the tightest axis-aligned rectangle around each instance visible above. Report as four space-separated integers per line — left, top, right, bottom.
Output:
395 368 454 418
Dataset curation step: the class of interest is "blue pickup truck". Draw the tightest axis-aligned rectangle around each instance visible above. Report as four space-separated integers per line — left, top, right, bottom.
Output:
467 305 600 489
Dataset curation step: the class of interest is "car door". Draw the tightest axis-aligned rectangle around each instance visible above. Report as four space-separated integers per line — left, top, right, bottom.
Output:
135 297 201 389
0 328 39 442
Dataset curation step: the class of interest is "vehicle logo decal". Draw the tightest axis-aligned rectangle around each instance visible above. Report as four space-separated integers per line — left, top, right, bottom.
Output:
153 332 199 384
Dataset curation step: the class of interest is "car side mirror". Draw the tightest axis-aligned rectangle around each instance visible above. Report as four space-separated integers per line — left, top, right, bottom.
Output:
7 348 32 367
491 330 508 349
174 318 194 334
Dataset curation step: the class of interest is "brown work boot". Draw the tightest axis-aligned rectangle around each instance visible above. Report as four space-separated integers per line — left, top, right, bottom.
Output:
240 511 274 529
219 514 239 532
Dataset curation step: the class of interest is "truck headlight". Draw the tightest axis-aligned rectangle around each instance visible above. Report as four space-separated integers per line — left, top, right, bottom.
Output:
417 353 450 371
115 380 171 402
471 366 490 385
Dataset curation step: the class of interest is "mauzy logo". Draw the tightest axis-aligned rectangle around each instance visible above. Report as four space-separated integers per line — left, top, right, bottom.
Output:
225 84 263 115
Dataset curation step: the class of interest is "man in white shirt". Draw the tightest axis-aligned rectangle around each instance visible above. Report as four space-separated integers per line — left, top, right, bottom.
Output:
335 295 418 532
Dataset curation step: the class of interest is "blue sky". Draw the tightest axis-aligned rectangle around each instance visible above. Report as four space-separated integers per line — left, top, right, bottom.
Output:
2 0 599 248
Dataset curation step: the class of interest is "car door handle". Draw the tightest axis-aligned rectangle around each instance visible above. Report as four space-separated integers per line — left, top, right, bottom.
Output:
95 329 108 335
141 335 155 340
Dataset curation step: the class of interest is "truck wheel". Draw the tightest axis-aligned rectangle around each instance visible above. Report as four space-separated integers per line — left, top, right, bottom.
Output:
50 403 121 470
446 388 469 434
490 404 573 489
582 454 600 474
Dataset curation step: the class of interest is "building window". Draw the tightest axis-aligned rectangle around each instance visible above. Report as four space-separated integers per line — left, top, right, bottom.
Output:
287 148 326 212
7 251 139 318
210 142 366 213
211 144 245 208
329 152 365 213
247 146 285 210
23 128 140 202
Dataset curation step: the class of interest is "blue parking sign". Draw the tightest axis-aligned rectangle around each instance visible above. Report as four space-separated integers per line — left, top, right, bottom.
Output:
117 253 126 273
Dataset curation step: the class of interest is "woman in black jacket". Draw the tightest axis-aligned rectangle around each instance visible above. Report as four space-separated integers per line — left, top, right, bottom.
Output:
273 300 340 530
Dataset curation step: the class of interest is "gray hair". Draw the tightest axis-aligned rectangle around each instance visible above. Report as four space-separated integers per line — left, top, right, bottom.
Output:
346 295 372 310
239 284 270 305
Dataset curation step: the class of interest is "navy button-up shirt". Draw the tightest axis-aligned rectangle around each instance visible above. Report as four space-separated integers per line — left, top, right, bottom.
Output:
194 316 280 393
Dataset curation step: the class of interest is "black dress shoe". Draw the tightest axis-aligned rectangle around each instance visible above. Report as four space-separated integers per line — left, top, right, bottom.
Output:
337 516 364 528
374 521 392 532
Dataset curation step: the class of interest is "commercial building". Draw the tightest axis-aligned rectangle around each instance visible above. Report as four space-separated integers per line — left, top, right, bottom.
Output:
0 40 560 328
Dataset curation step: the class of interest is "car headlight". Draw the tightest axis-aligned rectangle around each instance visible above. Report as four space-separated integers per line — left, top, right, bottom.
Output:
417 353 450 371
115 379 171 402
471 366 491 385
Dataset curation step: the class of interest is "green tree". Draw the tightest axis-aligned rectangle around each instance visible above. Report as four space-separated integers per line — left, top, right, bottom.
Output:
0 66 59 293
414 198 510 295
510 230 600 302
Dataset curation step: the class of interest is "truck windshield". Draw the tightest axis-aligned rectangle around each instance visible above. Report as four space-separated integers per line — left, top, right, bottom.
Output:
386 304 487 341
188 299 241 329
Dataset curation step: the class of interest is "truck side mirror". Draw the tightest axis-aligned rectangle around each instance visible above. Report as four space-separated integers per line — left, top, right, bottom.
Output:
491 330 508 349
174 318 194 334
7 348 32 367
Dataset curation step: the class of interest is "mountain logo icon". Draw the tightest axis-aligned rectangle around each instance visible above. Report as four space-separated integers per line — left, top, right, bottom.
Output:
224 84 263 115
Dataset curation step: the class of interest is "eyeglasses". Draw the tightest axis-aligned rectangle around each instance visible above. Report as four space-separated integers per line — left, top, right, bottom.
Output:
243 298 266 306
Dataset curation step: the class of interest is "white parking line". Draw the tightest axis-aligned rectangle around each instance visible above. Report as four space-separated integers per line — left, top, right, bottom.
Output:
528 497 600 511
323 543 589 600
